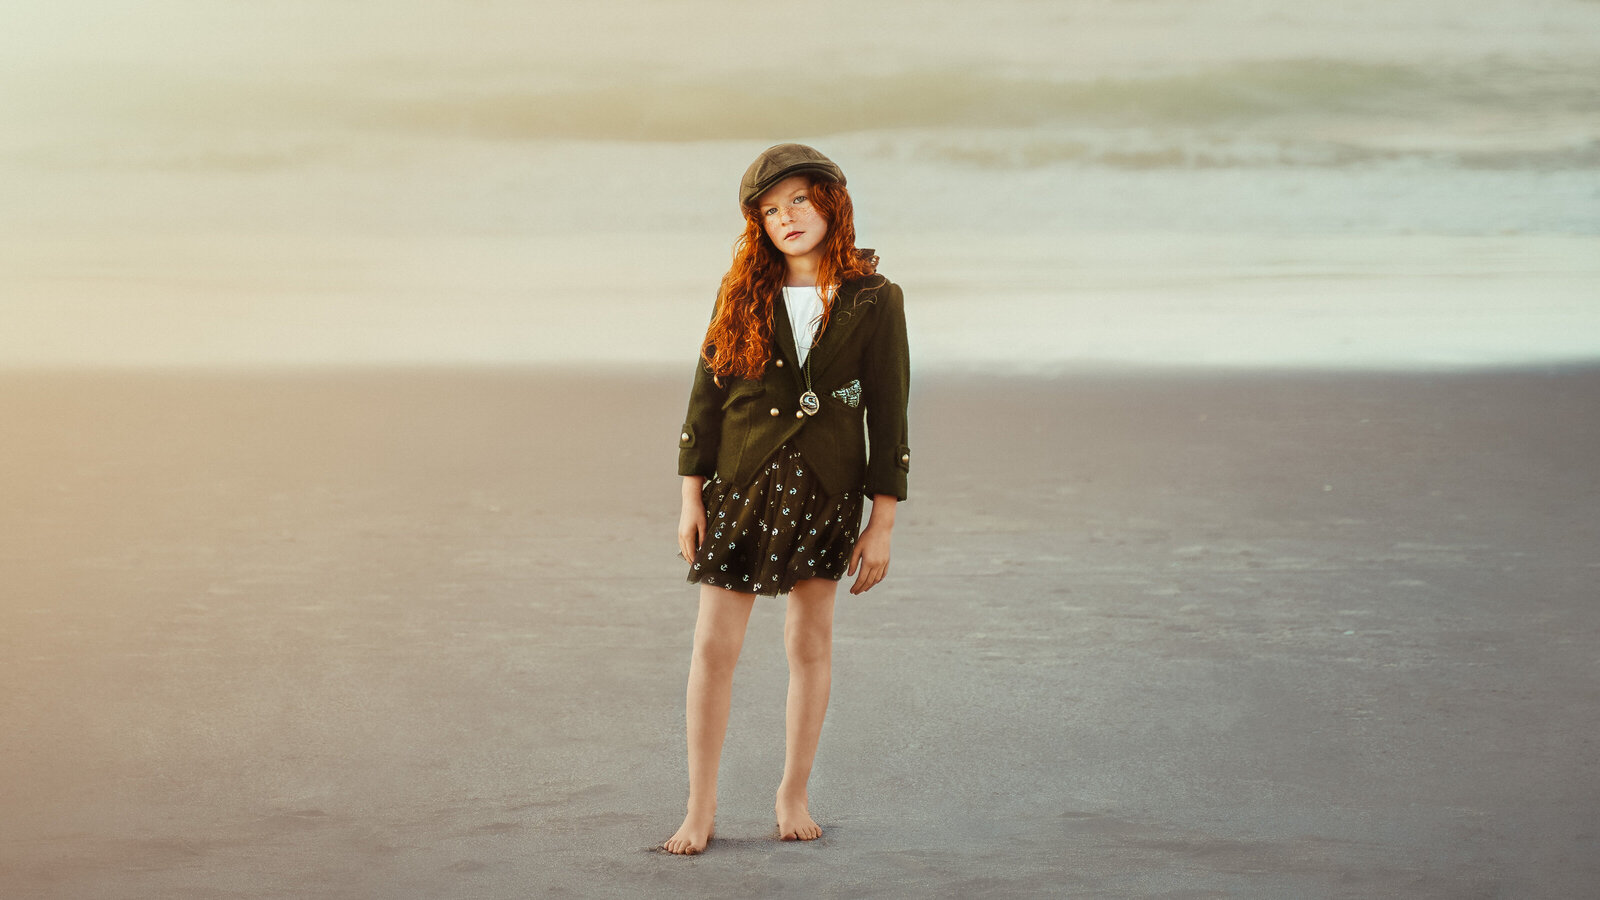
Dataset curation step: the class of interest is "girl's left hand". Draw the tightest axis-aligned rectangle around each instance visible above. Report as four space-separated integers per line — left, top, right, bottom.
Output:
678 476 707 562
847 523 892 594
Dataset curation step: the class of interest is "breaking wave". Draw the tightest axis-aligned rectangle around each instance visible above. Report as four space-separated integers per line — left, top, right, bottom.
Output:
362 58 1598 145
14 57 1599 171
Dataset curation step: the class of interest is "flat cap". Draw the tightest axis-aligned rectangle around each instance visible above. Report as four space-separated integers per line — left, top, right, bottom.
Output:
739 143 846 208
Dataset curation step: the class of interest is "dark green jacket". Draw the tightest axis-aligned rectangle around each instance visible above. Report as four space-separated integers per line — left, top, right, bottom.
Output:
678 274 910 500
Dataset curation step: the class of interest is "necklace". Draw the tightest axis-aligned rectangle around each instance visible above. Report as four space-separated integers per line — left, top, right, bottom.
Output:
786 284 824 417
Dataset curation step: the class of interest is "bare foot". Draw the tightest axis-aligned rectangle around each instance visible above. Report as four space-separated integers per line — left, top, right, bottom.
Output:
776 791 821 841
663 807 715 855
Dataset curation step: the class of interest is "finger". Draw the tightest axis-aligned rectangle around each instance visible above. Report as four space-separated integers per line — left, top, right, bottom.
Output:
864 561 886 592
694 519 706 550
853 563 876 594
847 546 861 576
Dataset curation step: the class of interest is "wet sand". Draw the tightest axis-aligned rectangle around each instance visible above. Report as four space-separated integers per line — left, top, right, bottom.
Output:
2 366 1597 898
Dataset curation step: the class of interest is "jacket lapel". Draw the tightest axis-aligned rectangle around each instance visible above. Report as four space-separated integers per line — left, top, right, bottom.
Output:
771 293 804 386
806 276 883 379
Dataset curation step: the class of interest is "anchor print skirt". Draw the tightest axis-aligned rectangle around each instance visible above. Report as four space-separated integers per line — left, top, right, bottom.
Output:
687 443 864 597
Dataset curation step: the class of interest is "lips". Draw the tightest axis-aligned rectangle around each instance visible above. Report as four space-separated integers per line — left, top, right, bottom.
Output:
785 230 804 240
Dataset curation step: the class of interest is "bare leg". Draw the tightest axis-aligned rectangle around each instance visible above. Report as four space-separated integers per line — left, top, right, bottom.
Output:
776 577 837 841
663 584 756 855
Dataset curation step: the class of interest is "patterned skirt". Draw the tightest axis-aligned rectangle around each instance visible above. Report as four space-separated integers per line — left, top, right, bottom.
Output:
687 443 863 597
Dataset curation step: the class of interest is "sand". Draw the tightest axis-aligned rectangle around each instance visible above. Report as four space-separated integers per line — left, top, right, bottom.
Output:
2 366 1597 898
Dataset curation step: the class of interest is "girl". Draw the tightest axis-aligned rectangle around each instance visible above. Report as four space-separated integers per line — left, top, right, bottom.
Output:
663 143 910 855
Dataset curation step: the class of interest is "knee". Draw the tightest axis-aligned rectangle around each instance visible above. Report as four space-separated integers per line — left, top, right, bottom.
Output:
692 631 743 675
784 625 832 668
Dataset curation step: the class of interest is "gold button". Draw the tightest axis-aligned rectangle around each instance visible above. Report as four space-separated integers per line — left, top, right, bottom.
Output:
902 453 911 463
795 410 804 418
769 407 780 416
775 359 784 367
681 432 690 441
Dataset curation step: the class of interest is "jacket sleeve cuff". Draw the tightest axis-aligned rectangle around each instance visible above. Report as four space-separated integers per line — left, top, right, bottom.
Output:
865 450 908 501
679 454 716 479
678 424 717 478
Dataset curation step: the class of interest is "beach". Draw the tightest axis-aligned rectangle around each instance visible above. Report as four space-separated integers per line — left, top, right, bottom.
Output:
4 0 1599 894
3 366 1597 898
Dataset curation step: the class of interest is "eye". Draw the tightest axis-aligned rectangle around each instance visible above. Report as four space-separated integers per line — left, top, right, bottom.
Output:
763 207 778 217
793 195 808 205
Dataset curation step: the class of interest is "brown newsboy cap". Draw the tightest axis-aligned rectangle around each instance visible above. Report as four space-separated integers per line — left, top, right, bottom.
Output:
739 143 846 208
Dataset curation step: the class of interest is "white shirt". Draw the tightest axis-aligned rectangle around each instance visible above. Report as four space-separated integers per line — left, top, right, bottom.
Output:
782 285 827 367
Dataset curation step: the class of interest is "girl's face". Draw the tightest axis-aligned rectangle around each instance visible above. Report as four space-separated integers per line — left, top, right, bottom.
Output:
757 175 829 265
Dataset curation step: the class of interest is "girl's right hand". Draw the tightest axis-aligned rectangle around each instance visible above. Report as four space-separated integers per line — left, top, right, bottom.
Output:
678 477 707 562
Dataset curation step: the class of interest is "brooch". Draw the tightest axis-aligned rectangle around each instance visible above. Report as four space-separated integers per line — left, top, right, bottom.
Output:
831 379 862 408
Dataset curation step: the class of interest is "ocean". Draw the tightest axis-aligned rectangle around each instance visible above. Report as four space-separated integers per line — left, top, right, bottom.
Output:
3 0 1597 368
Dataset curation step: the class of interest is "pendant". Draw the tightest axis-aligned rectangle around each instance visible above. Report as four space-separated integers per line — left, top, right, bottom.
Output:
799 390 820 416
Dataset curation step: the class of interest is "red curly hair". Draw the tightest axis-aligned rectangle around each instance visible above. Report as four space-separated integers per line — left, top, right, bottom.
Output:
701 179 877 382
